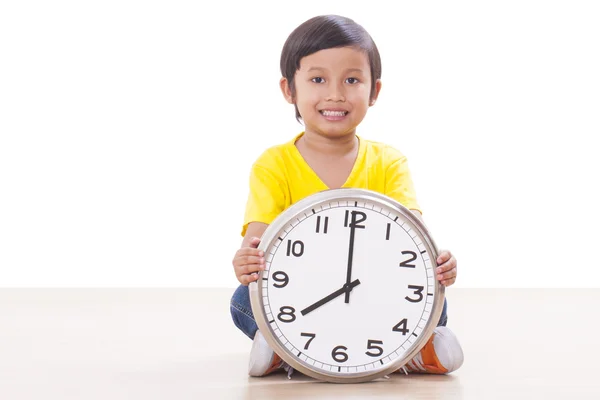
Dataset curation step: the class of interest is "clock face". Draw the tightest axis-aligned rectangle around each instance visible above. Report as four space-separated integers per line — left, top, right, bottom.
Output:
252 190 443 383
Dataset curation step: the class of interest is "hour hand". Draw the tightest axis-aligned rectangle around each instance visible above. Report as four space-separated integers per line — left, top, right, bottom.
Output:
300 279 361 316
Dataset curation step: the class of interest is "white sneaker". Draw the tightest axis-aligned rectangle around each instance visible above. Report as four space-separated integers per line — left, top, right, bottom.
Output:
399 326 464 374
248 330 293 378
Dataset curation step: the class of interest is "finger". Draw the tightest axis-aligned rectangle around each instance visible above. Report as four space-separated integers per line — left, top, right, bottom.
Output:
240 272 260 285
235 248 264 260
436 259 456 274
436 250 451 265
243 263 266 275
437 268 456 281
441 277 456 287
235 255 265 267
249 237 261 249
235 262 265 276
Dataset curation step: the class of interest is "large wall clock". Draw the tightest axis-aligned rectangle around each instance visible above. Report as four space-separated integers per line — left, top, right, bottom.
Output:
249 188 444 383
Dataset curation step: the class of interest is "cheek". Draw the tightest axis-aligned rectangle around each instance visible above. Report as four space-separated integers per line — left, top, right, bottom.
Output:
346 85 370 103
295 90 321 109
349 95 371 112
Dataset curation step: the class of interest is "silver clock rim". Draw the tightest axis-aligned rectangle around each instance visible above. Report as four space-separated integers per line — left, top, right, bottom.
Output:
249 188 445 383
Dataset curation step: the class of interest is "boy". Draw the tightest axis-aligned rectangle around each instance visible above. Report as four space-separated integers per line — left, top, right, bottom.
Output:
231 14 463 378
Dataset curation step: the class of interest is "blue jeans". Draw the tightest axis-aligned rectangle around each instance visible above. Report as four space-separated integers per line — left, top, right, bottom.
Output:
230 284 448 340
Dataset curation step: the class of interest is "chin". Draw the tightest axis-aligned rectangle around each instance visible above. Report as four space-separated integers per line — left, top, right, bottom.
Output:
314 128 357 138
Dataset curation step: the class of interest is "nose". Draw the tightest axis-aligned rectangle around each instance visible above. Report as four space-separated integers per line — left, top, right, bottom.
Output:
325 81 345 102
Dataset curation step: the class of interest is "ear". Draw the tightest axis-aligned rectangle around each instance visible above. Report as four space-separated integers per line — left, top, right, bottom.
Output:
369 79 382 106
280 77 294 104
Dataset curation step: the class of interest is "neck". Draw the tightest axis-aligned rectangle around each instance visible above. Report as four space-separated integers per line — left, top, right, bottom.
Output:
299 131 358 157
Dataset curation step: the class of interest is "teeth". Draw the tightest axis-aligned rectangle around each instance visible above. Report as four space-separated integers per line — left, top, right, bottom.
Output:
321 110 346 117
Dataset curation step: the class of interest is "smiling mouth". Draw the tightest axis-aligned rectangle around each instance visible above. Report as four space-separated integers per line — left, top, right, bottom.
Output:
320 110 348 117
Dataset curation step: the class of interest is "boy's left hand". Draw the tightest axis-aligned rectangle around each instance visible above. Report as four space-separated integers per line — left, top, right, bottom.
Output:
436 250 457 287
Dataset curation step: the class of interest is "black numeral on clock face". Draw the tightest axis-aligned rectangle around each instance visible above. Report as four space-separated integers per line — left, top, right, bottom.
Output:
277 306 296 323
392 318 409 335
300 332 316 350
332 345 349 363
272 271 289 288
286 240 304 257
315 216 329 233
405 285 424 303
344 210 367 228
365 340 384 357
399 251 417 268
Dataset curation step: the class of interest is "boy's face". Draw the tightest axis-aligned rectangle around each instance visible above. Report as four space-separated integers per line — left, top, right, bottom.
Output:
281 46 381 138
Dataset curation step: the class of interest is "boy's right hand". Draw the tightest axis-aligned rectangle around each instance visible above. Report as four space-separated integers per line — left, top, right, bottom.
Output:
232 237 266 285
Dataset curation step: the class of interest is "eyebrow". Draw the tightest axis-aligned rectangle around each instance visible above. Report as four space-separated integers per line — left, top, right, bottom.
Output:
306 67 365 74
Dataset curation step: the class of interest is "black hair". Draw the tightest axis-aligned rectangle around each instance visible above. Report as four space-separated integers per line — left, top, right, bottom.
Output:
280 15 382 122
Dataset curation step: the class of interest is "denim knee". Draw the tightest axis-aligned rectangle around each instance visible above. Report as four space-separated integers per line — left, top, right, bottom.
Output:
230 284 258 340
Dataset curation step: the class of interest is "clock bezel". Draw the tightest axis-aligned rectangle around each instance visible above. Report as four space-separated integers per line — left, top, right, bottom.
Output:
249 188 444 383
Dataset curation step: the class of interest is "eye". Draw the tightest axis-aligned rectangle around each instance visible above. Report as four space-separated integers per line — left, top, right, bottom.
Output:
311 77 325 83
346 77 360 84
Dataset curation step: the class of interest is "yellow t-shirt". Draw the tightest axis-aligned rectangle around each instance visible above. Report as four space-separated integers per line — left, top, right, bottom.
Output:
241 132 421 236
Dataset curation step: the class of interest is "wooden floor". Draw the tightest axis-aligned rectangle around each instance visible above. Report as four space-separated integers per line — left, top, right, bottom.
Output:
0 288 598 399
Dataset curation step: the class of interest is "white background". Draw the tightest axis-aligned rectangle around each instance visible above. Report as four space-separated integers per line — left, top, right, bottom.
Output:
1 1 598 288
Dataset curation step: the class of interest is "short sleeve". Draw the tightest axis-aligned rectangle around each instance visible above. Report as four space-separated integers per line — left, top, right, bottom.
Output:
384 154 422 214
241 163 288 237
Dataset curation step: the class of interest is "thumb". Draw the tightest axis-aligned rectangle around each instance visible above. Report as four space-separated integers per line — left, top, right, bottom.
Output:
249 237 261 248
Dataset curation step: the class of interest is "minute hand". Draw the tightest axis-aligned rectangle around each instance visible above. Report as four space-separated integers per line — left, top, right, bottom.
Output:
344 223 357 303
